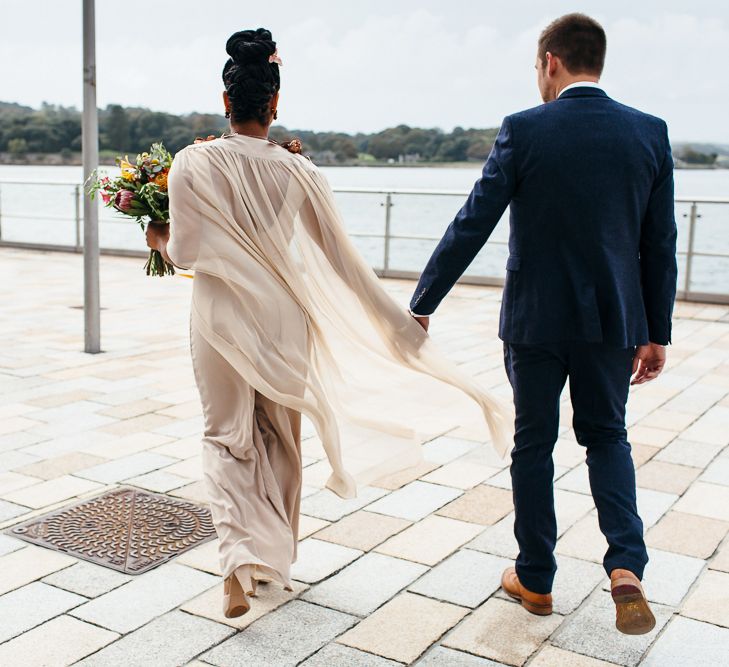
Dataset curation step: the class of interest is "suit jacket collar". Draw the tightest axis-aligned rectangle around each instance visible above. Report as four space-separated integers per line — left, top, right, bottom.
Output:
558 87 609 100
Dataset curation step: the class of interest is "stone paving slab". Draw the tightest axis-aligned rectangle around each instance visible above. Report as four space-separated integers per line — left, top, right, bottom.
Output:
0 533 24 556
300 486 389 522
203 600 358 667
680 568 729 627
314 510 410 551
421 436 481 464
181 581 309 630
375 514 483 565
550 555 605 615
645 511 729 558
69 563 218 633
0 544 76 595
367 481 463 521
75 610 234 667
41 560 132 598
0 498 30 523
674 482 729 521
0 614 119 666
1 250 728 666
0 581 86 644
416 646 507 666
291 538 363 584
642 616 729 666
409 548 511 608
302 551 427 616
602 547 705 607
436 484 513 525
443 598 563 665
75 451 178 484
339 592 468 664
467 513 519 559
551 591 673 667
301 641 403 666
529 645 620 667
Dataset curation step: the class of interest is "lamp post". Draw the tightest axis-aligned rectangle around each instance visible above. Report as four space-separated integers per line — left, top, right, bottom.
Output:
82 0 101 353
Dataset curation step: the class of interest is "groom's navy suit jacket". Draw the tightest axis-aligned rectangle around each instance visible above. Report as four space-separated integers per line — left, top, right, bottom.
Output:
410 87 677 347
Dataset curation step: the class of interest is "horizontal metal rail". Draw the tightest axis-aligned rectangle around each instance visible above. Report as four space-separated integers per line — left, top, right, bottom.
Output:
0 180 727 304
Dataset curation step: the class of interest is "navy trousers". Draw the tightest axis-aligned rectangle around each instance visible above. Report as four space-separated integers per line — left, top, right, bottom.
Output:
503 342 649 595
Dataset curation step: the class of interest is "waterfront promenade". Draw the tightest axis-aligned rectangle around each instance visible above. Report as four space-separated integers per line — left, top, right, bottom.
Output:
1 247 728 666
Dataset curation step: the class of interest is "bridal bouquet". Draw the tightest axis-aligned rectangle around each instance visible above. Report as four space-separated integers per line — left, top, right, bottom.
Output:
87 142 175 276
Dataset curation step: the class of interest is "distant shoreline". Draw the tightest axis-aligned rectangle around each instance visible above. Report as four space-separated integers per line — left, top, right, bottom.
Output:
0 153 724 170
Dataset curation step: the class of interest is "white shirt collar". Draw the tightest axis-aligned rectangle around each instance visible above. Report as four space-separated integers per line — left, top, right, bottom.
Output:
558 81 602 98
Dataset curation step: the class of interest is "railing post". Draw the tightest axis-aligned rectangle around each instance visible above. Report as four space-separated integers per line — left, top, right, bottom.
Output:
684 202 698 295
74 185 82 251
383 192 393 273
0 182 3 241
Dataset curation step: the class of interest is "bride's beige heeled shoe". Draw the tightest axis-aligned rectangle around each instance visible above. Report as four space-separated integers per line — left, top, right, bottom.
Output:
223 574 250 618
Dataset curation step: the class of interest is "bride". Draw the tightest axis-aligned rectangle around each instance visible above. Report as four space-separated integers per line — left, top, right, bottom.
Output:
146 27 511 618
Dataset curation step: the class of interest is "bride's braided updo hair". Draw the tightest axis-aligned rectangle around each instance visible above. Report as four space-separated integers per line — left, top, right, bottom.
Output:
222 28 280 125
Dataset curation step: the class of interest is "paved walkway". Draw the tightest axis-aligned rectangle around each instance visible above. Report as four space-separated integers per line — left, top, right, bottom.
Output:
1 247 728 667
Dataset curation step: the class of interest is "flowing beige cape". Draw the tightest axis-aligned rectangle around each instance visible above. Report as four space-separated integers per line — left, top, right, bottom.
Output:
167 135 512 500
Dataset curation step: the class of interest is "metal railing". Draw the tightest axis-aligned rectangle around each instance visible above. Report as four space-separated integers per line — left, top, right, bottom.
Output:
0 180 727 304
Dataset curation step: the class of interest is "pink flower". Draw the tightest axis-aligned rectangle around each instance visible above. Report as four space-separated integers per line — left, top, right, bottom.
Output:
269 50 283 66
114 189 136 211
101 192 111 204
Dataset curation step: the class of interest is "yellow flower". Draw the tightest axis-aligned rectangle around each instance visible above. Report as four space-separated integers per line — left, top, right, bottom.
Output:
120 158 137 181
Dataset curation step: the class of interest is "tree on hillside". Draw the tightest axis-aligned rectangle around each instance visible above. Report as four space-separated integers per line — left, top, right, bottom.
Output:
105 105 130 151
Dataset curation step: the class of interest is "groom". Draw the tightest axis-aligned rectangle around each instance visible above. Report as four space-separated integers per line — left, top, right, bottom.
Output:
410 13 677 635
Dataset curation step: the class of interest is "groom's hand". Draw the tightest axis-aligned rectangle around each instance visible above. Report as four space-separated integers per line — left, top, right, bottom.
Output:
412 315 430 332
631 343 666 385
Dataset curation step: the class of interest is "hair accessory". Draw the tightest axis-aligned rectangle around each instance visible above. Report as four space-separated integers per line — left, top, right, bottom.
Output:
268 50 283 66
283 139 302 154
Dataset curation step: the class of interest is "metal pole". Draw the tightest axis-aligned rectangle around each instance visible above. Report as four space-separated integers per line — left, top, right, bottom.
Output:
82 0 101 353
684 202 698 295
383 193 392 273
74 185 81 251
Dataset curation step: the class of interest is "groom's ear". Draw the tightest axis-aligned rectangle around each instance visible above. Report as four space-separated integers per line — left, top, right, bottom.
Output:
545 52 560 77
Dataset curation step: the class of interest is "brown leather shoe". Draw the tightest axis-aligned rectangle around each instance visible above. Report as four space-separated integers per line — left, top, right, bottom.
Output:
610 569 656 635
501 567 553 615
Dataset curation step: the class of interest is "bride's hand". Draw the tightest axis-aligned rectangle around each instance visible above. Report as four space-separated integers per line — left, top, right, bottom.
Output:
145 222 169 251
193 135 217 144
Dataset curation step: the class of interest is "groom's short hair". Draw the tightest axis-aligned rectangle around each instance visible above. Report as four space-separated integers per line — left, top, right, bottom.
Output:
538 13 607 76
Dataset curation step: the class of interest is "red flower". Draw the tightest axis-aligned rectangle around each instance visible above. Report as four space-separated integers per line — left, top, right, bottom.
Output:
114 190 135 211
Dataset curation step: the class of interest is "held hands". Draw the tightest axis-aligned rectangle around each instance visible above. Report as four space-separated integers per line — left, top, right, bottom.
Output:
412 315 430 332
631 343 666 385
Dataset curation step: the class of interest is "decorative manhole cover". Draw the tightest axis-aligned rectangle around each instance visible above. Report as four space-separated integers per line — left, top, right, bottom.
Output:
5 486 216 574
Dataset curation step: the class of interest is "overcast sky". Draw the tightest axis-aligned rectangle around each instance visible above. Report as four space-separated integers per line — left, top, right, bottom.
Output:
1 0 727 142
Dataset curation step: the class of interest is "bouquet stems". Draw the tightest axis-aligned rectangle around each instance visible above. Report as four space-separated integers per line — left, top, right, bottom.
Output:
144 249 176 277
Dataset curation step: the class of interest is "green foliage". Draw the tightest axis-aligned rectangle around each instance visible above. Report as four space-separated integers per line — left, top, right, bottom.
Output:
0 101 501 163
7 137 28 154
678 147 718 165
0 102 228 157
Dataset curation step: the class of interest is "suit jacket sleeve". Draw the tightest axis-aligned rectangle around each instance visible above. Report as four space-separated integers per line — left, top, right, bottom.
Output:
640 123 677 345
410 116 516 315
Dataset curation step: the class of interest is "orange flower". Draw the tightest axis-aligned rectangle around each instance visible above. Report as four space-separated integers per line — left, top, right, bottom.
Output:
151 169 169 191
